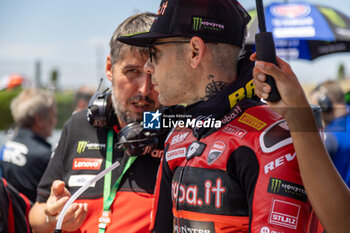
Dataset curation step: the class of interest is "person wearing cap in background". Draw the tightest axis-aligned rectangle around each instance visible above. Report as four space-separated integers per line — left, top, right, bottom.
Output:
309 80 350 187
118 0 324 232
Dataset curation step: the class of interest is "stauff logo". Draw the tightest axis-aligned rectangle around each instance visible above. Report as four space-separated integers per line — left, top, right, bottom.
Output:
143 110 161 129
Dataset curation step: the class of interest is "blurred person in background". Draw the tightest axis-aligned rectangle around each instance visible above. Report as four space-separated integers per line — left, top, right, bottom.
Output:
0 88 57 203
29 12 162 233
73 85 96 114
310 80 350 187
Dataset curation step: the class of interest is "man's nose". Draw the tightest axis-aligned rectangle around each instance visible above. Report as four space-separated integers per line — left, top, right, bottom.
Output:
138 73 153 96
144 58 154 75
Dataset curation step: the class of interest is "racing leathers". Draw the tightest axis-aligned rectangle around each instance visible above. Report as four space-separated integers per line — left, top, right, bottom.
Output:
36 109 161 233
151 55 322 233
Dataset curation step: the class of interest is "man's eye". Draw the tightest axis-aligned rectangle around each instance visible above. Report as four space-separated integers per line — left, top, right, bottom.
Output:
125 69 141 79
127 69 138 73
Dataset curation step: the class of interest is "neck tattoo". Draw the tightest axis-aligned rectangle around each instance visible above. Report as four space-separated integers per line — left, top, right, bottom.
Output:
203 75 229 100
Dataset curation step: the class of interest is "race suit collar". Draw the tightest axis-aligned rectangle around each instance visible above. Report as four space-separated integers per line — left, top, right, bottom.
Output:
184 51 261 139
185 51 258 120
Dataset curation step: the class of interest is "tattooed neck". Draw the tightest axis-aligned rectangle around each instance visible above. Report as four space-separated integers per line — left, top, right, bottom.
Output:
200 75 229 101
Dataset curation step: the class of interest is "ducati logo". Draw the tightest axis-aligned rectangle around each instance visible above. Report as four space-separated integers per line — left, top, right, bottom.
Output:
207 141 226 164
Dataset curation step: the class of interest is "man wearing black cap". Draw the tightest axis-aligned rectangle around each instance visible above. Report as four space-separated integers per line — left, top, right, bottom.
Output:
119 0 322 232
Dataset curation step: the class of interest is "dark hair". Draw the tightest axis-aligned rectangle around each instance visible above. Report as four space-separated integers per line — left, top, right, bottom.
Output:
109 12 156 65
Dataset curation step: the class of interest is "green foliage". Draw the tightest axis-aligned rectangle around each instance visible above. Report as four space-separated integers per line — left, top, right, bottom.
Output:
55 90 74 129
337 63 345 81
0 88 22 130
50 69 59 91
0 88 75 130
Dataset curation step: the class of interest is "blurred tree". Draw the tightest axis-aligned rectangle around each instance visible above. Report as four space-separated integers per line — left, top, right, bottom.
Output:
337 63 345 81
50 69 59 91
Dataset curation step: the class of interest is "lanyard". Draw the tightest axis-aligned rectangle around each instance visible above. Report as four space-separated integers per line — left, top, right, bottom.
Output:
98 129 137 232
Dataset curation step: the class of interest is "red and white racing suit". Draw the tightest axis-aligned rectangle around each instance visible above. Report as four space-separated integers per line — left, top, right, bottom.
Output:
150 55 323 233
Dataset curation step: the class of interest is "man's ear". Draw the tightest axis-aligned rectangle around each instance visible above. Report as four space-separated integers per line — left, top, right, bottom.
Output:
106 55 113 81
189 36 206 68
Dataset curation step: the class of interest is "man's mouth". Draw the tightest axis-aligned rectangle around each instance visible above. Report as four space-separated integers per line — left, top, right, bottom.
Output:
132 102 150 108
131 102 153 112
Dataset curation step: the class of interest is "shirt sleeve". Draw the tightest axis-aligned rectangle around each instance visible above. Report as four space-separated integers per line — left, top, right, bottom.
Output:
150 147 174 233
324 132 338 158
35 122 69 203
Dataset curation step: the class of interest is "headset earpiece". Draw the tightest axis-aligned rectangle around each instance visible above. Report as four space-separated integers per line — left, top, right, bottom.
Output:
318 93 333 113
87 89 113 127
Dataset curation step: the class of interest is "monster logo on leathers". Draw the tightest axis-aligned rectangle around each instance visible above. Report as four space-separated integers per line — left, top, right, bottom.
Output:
77 141 87 154
192 17 202 31
270 178 282 193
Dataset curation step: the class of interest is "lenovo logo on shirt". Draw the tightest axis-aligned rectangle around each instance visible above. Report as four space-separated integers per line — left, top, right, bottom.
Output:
72 158 103 170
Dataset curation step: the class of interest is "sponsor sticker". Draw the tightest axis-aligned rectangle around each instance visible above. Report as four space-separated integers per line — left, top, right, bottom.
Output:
221 105 243 124
77 141 88 154
238 113 267 130
260 227 270 233
77 141 106 154
270 3 311 18
68 175 96 187
268 177 307 202
260 227 284 233
174 218 215 233
207 141 226 164
186 141 206 160
166 148 186 161
264 152 296 174
171 132 190 145
269 199 300 229
222 125 247 138
72 158 103 170
192 16 225 34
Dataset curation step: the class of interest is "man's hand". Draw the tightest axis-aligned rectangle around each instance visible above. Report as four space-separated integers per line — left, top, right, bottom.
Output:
45 180 88 232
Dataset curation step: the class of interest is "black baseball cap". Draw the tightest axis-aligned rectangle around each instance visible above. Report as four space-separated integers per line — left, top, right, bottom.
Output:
117 0 251 48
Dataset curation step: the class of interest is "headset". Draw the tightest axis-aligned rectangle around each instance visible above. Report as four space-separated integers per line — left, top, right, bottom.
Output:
115 122 165 156
318 93 333 113
86 88 167 156
314 85 333 113
86 89 114 128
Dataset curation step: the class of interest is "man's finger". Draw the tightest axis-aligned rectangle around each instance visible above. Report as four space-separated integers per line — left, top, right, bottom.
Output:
51 180 70 197
51 180 65 196
46 196 69 215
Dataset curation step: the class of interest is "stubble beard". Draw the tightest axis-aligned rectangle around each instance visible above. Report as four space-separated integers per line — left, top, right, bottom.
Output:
111 90 140 125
